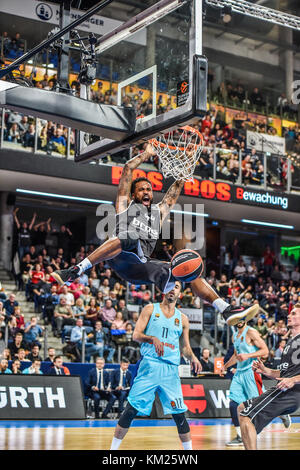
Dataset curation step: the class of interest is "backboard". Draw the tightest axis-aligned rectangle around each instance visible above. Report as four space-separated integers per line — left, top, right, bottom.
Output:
75 0 207 163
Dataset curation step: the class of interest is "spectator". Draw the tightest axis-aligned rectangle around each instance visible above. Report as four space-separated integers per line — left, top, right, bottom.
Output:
8 331 27 359
69 278 85 300
46 356 66 375
249 87 264 108
3 293 19 321
263 246 275 277
0 348 11 361
291 267 300 285
7 315 22 340
23 123 36 147
11 359 22 374
274 339 286 359
44 347 56 363
92 320 115 363
51 224 73 259
59 285 75 307
0 331 5 356
23 359 43 375
99 299 117 329
99 278 111 298
233 259 247 281
129 311 139 329
13 306 25 331
111 311 127 332
110 358 132 417
0 359 12 374
73 297 89 323
17 348 30 362
42 284 59 325
229 238 240 272
27 344 43 362
85 297 99 325
85 357 117 419
53 297 75 336
70 318 103 363
199 348 214 372
254 316 268 341
23 316 43 348
123 323 140 363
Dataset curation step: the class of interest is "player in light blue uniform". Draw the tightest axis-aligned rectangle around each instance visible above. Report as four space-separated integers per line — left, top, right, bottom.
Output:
222 319 268 446
222 319 291 446
110 281 202 450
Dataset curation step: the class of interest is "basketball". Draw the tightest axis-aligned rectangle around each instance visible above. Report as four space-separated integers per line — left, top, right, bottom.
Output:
171 249 203 283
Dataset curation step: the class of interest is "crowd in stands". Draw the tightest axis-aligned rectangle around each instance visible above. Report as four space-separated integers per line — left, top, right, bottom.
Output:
1 31 300 187
1 107 76 156
206 239 300 366
1 32 25 60
0 208 299 418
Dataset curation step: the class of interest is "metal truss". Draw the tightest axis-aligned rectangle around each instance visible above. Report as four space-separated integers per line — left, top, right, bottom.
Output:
205 0 300 30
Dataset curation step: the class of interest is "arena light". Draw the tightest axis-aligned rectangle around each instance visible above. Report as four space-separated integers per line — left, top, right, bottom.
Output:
171 209 209 217
16 189 113 205
241 219 294 230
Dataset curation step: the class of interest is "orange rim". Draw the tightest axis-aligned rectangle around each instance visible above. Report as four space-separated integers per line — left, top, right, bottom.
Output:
150 126 203 152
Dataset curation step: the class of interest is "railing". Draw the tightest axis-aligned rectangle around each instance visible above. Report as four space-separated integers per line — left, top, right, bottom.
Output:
1 107 299 193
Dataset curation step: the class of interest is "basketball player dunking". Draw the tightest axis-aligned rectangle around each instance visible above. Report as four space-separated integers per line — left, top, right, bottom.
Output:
238 303 300 450
52 143 258 326
221 319 290 447
110 280 201 450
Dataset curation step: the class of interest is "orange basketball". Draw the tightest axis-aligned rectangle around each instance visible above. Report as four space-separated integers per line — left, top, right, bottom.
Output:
171 249 203 283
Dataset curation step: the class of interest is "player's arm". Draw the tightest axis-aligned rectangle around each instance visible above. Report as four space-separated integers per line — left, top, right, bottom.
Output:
115 143 156 214
252 358 280 379
132 304 164 356
181 314 202 374
236 328 269 362
158 180 185 224
223 351 238 370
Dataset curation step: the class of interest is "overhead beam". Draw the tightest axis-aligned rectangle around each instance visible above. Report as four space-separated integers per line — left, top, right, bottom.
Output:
204 21 300 54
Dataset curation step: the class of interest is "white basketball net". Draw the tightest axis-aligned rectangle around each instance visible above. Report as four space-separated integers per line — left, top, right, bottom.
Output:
150 125 204 182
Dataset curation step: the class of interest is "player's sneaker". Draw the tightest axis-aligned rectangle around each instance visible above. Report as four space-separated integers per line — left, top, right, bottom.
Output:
52 265 80 286
222 303 260 326
225 436 244 447
280 414 291 429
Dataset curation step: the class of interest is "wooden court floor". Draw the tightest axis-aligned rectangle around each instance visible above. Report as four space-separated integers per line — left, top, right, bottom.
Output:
0 418 299 450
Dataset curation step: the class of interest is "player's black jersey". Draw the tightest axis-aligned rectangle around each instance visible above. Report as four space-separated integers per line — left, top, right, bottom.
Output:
279 333 300 389
114 201 161 258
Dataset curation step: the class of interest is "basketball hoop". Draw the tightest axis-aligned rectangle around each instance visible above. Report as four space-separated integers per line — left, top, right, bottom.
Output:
150 125 203 182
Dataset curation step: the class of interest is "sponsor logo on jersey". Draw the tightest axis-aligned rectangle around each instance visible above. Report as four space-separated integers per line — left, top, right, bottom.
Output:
131 217 159 238
155 313 160 318
175 318 180 327
170 401 176 409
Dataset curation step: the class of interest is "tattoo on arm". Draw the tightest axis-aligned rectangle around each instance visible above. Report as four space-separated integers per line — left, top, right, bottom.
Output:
159 180 184 221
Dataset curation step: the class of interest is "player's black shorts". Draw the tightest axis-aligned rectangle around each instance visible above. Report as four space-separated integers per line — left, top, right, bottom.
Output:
240 385 300 434
107 249 174 293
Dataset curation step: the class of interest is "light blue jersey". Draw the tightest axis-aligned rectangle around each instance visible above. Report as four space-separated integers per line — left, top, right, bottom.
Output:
230 326 265 404
141 303 182 366
233 326 258 371
128 303 187 416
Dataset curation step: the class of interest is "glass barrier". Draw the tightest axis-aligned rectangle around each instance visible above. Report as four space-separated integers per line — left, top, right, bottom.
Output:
291 163 300 191
0 68 299 193
266 154 288 192
1 108 75 159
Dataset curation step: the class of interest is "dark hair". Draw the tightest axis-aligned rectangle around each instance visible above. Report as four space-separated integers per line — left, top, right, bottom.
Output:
54 355 62 363
131 177 152 195
121 357 130 364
